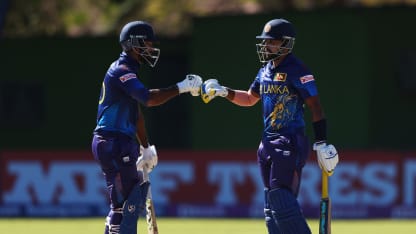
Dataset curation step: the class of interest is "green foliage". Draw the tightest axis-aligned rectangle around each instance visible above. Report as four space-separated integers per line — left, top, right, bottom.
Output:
3 0 416 38
0 0 328 38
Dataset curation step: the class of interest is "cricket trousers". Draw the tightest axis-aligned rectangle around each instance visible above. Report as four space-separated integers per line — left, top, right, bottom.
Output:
91 131 142 234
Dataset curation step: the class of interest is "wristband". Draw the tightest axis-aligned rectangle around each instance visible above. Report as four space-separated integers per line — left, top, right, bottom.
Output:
312 118 327 141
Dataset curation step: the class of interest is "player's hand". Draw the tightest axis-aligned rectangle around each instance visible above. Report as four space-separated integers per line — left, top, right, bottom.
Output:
313 141 339 176
177 74 203 96
201 79 228 103
136 145 158 173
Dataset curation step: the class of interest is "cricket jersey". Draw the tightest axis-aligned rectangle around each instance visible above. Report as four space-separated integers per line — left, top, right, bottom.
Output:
250 53 318 139
94 52 149 138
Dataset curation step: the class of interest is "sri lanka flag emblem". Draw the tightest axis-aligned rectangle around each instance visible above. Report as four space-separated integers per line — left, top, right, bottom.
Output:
274 73 287 82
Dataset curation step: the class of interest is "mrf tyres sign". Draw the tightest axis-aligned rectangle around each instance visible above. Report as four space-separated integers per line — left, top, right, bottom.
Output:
0 150 415 218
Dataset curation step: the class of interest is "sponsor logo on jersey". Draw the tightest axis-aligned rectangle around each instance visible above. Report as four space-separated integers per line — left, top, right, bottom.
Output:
274 73 287 82
300 75 314 84
119 73 137 83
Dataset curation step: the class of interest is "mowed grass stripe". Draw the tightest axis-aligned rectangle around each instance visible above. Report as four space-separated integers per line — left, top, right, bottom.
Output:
0 218 414 234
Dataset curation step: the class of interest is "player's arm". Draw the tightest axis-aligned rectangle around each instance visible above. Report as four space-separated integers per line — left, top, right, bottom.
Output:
305 95 339 176
200 79 260 106
224 88 260 107
146 86 180 107
136 105 149 147
146 74 202 106
124 74 202 107
135 105 159 173
304 95 325 128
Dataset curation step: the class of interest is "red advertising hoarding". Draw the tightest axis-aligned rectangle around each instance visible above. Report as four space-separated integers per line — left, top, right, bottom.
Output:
0 150 415 218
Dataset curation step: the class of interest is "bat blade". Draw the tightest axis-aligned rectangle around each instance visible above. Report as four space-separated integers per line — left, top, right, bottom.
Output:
319 171 331 234
146 179 159 234
145 194 158 234
143 168 158 234
319 197 331 234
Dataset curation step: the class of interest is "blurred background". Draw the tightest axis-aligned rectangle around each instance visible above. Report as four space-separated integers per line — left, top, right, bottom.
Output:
1 0 416 219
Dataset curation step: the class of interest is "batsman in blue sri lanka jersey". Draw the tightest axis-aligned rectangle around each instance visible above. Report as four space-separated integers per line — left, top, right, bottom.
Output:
91 21 202 234
200 19 339 234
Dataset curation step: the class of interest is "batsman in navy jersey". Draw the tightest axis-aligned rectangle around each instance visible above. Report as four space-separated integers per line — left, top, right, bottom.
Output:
91 21 202 234
200 19 339 234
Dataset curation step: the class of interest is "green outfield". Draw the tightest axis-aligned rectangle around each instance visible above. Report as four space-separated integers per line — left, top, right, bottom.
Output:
0 218 414 234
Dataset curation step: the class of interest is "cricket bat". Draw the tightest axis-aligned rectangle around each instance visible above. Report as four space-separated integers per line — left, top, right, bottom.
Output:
319 171 331 234
143 169 159 234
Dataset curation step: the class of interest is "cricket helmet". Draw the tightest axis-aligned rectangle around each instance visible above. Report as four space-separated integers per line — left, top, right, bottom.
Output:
119 21 160 67
256 19 296 63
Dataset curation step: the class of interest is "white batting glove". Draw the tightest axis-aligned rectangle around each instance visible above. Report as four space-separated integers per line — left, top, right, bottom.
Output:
313 141 339 176
201 79 228 103
136 145 158 173
177 74 203 96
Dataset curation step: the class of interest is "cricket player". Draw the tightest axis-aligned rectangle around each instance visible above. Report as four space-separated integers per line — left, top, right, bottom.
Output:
91 21 202 234
200 18 339 233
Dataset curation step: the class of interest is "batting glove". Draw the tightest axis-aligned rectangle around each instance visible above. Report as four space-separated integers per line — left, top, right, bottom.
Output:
177 74 203 96
313 141 339 176
136 145 158 173
201 79 228 103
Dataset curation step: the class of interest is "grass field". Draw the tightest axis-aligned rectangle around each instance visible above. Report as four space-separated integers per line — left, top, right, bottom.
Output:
0 218 415 234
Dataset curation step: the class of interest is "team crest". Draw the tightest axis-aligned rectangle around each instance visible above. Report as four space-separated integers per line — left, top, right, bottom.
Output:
300 75 314 84
264 24 271 33
274 73 287 82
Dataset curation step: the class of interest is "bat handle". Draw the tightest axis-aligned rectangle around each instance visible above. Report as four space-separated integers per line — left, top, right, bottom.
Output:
322 170 329 198
143 167 150 182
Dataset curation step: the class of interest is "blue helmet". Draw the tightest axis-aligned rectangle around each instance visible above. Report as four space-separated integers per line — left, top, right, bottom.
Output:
119 21 160 67
256 19 296 40
256 19 296 63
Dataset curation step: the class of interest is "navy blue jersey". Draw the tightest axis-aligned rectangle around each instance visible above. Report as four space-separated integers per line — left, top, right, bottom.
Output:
94 52 149 138
250 54 318 139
